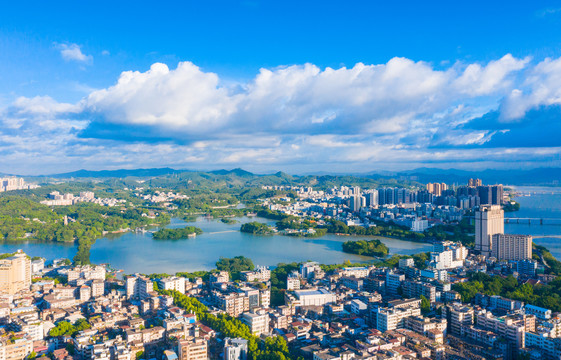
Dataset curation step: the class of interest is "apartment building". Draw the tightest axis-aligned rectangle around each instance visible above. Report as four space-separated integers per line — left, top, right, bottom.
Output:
158 277 186 293
241 312 270 336
491 234 532 260
0 250 31 295
223 338 248 360
126 275 154 300
178 337 208 360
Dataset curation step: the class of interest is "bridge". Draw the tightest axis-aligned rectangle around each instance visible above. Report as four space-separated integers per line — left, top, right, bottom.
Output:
504 218 561 225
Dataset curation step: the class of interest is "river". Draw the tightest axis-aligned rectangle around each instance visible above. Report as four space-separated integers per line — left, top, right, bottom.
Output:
504 186 561 260
0 216 432 274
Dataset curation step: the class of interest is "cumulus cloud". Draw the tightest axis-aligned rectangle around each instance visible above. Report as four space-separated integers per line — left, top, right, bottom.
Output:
78 55 527 141
1 54 561 174
453 54 529 95
501 57 561 119
56 43 93 63
84 62 236 134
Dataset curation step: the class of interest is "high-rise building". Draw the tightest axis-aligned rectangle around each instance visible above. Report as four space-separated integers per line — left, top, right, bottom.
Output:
491 185 504 205
378 189 386 205
468 178 482 187
364 190 378 207
491 234 532 260
426 183 447 196
476 185 503 205
349 195 361 212
477 186 492 205
0 250 31 294
385 188 395 204
475 205 504 257
395 188 409 204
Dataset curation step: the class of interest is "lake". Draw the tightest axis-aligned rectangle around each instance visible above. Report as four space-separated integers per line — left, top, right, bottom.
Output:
0 216 432 274
3 186 559 274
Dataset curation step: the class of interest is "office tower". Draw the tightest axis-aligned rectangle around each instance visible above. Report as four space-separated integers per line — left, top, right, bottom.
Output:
491 185 504 205
0 250 31 294
491 234 532 260
475 205 504 257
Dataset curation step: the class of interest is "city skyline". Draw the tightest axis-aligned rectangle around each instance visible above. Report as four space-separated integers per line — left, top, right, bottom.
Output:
2 1 561 174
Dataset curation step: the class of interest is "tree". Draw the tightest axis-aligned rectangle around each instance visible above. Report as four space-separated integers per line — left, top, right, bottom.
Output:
420 295 430 314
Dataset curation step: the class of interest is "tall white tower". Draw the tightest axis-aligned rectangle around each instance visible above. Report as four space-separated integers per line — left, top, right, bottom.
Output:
475 205 504 257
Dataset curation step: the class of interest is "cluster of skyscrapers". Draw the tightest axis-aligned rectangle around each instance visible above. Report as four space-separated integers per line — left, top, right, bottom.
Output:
346 179 504 212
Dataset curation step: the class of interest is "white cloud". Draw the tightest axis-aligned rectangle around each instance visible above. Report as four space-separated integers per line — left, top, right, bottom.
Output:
85 62 237 133
56 43 93 63
2 54 561 174
502 57 561 119
80 56 526 140
453 54 529 95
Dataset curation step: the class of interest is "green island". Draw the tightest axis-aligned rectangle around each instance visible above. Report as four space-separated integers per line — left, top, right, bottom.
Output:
152 226 203 240
503 201 521 212
220 218 238 224
240 221 273 235
342 238 389 257
0 196 170 265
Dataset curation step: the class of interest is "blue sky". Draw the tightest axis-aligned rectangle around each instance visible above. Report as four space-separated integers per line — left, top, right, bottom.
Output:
1 1 561 174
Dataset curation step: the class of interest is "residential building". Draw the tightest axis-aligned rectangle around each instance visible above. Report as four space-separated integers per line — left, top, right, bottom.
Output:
158 277 186 293
241 312 269 336
126 275 154 300
491 234 532 260
0 250 31 295
223 338 248 360
178 337 208 360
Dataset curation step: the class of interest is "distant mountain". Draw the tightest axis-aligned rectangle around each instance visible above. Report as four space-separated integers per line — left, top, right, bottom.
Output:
47 168 182 178
25 166 561 186
209 168 254 177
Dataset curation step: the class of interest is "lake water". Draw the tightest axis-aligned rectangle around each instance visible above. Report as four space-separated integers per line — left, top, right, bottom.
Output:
504 186 561 260
0 216 432 274
3 186 559 273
